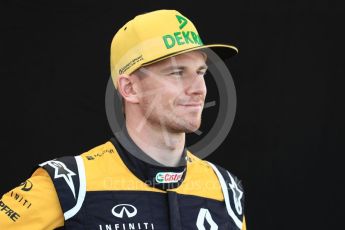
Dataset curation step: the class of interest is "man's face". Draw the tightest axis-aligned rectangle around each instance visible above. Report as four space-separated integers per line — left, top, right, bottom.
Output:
132 50 207 133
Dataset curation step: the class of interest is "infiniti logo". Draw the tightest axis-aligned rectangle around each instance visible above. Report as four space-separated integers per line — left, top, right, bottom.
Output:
20 180 33 192
111 204 137 218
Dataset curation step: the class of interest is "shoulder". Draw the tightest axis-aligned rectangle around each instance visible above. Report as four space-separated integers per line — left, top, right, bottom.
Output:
37 140 115 220
186 151 243 186
39 140 116 176
186 151 245 206
79 140 116 160
187 152 245 229
0 168 64 228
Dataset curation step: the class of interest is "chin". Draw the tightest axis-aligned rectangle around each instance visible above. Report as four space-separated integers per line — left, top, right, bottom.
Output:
163 113 202 133
182 120 201 133
185 128 198 134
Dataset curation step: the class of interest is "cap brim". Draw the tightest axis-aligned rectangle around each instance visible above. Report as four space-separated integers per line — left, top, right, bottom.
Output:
141 44 238 68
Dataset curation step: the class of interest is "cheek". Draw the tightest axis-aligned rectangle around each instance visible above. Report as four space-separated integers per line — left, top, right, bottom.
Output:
157 89 183 113
139 79 185 110
160 91 179 110
138 88 176 112
137 82 161 104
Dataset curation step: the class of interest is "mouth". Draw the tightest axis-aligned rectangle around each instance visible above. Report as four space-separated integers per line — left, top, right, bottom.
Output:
179 103 203 109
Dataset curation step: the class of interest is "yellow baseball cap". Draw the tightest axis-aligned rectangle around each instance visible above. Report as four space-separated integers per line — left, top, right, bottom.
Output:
110 9 238 88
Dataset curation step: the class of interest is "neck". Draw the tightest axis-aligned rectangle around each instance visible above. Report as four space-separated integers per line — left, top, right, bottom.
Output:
125 119 185 167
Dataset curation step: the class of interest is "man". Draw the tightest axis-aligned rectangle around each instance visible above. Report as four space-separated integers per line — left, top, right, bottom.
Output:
0 9 246 229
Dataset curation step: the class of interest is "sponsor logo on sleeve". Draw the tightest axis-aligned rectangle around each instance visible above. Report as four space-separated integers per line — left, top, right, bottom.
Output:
0 200 20 222
40 160 77 198
227 173 243 215
9 191 32 209
19 180 33 192
86 149 115 160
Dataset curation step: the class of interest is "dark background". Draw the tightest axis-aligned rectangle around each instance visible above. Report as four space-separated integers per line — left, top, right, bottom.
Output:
1 0 344 229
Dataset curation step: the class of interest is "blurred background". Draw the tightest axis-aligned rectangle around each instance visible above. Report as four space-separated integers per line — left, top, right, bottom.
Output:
1 0 344 229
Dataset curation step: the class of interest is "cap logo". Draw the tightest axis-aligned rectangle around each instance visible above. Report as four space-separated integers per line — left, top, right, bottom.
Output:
176 15 187 29
161 14 202 49
162 31 203 49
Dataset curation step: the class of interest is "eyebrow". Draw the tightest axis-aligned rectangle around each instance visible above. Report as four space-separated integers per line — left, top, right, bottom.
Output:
160 64 208 73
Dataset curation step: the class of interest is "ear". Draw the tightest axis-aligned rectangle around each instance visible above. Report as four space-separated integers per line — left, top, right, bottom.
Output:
117 74 140 104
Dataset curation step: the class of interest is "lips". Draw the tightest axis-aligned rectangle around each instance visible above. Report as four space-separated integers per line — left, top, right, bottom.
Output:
179 103 203 108
182 103 202 106
180 102 203 106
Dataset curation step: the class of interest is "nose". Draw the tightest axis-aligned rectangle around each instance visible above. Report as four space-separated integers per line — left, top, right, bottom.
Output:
185 73 207 97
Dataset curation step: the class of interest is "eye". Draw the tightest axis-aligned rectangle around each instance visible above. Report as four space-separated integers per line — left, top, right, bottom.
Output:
197 70 207 76
170 71 183 76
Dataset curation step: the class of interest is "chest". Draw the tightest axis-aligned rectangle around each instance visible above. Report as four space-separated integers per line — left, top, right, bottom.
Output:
65 190 237 230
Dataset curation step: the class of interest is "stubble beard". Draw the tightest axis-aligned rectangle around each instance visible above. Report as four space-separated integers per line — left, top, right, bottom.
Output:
145 105 202 134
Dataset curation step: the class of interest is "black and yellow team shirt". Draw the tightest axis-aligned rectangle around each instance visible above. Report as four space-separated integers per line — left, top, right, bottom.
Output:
0 132 246 230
